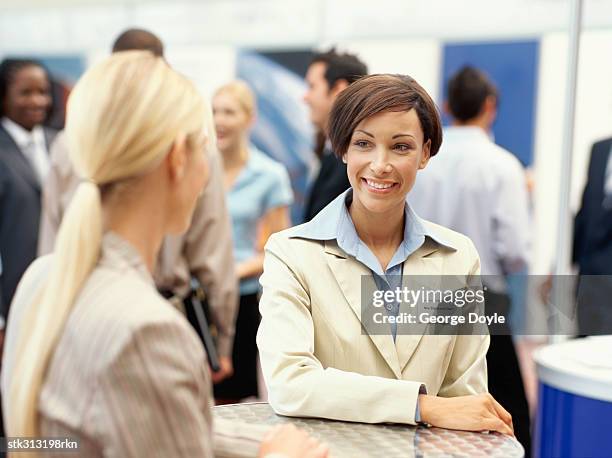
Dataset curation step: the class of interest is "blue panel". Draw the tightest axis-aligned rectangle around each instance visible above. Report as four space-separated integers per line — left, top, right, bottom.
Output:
535 382 612 458
441 41 539 166
237 50 314 224
33 55 85 83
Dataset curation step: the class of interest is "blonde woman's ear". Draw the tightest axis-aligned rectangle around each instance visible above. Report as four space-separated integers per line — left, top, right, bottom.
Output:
167 134 188 180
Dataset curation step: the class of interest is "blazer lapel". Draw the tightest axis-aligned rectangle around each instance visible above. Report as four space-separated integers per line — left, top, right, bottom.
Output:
324 240 402 378
44 127 58 153
0 126 41 191
396 239 443 373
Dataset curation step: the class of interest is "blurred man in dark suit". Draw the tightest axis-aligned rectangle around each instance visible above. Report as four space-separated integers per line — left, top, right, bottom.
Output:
302 49 367 222
573 137 612 335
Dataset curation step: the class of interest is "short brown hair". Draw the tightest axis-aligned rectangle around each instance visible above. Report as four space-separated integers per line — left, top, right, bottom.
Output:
328 74 443 158
311 47 368 89
447 66 497 122
112 28 164 57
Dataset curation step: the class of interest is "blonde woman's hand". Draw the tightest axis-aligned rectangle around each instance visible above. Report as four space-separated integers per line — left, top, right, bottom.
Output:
419 393 514 437
211 356 233 384
258 424 329 458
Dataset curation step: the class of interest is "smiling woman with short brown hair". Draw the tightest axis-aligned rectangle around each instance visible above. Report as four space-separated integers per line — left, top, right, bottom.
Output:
257 73 514 436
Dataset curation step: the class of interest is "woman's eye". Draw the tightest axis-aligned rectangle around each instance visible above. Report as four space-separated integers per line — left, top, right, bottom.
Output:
394 144 412 153
353 140 370 148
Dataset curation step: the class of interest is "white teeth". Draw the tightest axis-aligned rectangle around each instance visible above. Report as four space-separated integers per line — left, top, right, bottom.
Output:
365 179 394 190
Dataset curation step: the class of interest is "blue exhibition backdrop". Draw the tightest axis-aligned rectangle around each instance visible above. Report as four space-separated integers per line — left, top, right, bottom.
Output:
441 40 539 167
237 50 314 224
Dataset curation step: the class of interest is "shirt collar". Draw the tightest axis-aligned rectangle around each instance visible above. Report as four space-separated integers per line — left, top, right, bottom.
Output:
290 188 456 266
1 116 45 150
99 232 155 286
444 125 492 142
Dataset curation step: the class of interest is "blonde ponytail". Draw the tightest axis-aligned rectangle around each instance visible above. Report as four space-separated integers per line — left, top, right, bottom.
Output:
7 50 211 444
9 182 102 438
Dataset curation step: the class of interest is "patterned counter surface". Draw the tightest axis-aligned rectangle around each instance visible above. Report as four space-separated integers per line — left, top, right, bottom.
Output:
213 402 524 458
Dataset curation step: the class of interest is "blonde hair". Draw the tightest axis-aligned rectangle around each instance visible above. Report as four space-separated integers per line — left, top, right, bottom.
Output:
8 50 213 442
214 80 256 118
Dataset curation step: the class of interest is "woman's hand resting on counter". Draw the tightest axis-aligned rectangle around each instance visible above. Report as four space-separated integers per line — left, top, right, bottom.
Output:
259 424 329 458
418 393 514 437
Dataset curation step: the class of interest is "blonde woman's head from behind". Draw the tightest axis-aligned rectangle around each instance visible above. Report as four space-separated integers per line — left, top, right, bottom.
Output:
7 51 213 441
66 50 212 233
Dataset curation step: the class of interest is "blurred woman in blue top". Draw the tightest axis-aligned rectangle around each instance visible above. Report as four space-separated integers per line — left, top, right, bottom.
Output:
212 80 293 402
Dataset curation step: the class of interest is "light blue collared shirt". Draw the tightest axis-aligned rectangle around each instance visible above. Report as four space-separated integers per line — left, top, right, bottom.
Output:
228 146 293 295
289 189 456 338
288 188 455 422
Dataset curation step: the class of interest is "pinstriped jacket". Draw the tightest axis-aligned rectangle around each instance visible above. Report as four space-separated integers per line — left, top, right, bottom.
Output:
1 233 266 457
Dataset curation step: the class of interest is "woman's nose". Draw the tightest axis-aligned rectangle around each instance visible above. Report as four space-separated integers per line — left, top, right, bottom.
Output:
369 150 391 175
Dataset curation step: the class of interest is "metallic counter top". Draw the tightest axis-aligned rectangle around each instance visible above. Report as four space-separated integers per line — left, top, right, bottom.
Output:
213 402 524 457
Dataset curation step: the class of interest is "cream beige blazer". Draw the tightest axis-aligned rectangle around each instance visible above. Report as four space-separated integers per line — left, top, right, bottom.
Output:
257 206 489 426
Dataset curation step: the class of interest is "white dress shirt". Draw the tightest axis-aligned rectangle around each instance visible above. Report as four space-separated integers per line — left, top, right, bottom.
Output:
409 126 531 291
1 116 50 183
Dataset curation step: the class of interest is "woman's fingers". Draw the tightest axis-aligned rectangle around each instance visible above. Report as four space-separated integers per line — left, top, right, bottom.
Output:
483 416 515 437
306 443 329 458
259 423 328 458
262 424 282 441
488 395 514 430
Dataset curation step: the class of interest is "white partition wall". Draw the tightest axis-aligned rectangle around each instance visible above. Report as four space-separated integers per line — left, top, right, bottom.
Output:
2 0 612 282
335 40 442 101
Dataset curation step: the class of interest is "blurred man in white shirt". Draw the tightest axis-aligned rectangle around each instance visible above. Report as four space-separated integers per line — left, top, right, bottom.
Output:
409 66 531 454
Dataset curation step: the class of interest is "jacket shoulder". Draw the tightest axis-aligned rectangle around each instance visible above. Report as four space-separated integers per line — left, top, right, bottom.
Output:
265 226 324 253
592 137 612 152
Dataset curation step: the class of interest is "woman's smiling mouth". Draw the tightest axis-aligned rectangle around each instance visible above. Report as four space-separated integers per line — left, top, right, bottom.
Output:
362 177 398 193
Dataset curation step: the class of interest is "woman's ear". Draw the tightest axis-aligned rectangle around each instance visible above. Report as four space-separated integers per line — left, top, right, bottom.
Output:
419 139 431 169
342 152 347 164
166 134 188 181
248 112 257 130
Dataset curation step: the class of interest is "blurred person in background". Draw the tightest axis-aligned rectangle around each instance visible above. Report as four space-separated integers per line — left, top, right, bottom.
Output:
409 66 531 453
212 81 293 403
37 28 238 384
572 135 612 335
0 58 55 324
0 63 56 436
302 48 367 222
1 50 327 458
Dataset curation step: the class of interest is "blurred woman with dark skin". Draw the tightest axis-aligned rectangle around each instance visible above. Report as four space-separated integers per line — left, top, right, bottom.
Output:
212 81 293 402
0 58 55 363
